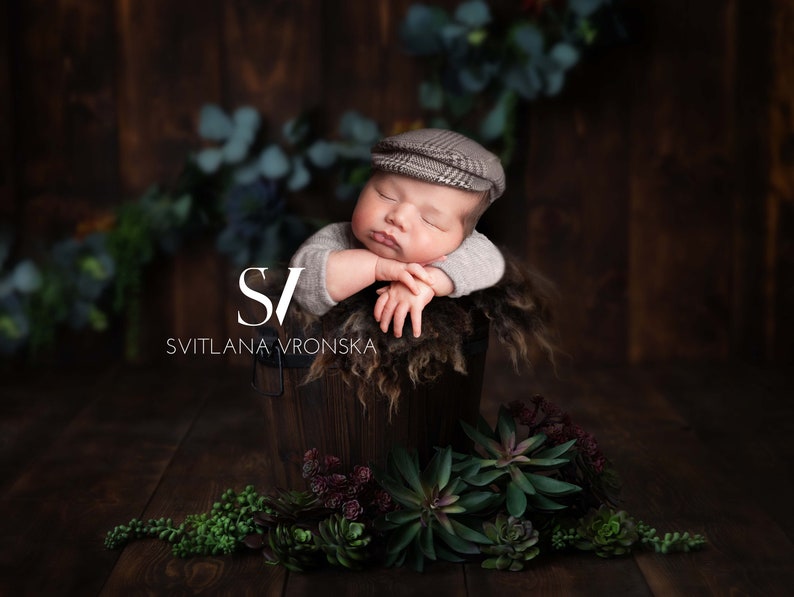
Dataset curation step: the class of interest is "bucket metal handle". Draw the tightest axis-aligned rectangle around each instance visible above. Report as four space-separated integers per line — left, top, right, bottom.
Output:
251 327 285 397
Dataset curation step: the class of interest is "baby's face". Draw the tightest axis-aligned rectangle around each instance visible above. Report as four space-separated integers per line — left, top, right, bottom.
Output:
351 172 479 264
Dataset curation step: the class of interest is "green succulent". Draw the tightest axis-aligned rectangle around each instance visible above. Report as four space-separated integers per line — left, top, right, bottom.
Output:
480 513 540 571
574 506 638 558
258 488 329 522
264 523 322 572
375 446 499 572
637 521 707 554
456 407 581 517
316 513 373 570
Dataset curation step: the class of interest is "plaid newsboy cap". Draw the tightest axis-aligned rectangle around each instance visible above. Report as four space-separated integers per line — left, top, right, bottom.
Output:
370 128 505 202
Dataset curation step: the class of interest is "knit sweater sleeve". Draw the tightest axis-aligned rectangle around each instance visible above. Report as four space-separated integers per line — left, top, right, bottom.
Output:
432 230 505 297
288 222 355 316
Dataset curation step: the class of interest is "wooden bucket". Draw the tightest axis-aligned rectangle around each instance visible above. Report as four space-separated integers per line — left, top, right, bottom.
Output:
251 311 489 488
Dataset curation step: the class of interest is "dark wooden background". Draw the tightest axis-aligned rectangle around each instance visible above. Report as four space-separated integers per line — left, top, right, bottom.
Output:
2 0 792 365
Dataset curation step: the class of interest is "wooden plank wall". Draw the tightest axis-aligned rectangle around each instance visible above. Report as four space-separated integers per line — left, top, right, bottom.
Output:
2 0 792 365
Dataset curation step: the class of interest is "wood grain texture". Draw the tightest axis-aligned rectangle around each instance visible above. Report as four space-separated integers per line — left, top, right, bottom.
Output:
3 0 793 363
628 1 735 362
11 0 119 245
0 367 209 595
519 46 632 363
768 0 794 363
0 0 15 221
3 363 793 595
731 0 772 361
100 371 285 596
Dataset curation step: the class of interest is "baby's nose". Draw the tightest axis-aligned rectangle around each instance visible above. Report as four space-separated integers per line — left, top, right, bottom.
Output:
387 204 411 228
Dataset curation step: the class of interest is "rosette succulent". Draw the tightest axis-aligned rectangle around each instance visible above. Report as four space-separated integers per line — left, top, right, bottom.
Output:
375 446 498 572
264 523 322 572
316 513 373 570
574 506 639 558
480 513 540 571
456 406 581 517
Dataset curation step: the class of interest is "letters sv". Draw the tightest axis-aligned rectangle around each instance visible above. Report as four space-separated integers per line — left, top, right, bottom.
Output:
237 267 304 327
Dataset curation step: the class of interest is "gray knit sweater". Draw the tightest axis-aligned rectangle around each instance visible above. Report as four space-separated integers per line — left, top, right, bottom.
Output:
289 222 505 316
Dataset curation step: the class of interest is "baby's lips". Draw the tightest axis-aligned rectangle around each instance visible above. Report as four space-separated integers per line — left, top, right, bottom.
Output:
372 231 398 248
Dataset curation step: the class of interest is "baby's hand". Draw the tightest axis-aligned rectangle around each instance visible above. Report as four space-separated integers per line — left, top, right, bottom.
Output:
374 257 435 296
374 281 435 338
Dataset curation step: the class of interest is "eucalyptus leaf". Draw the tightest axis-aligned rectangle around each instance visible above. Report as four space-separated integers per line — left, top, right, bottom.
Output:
258 145 291 179
306 139 336 169
513 23 544 57
222 136 248 164
549 42 581 70
503 64 541 100
196 147 224 174
454 0 491 28
399 4 448 55
232 106 261 133
198 104 233 141
570 0 604 18
283 117 310 145
233 161 261 185
440 22 468 49
459 67 490 93
545 70 566 96
12 260 42 294
419 81 444 110
351 118 379 145
286 156 311 192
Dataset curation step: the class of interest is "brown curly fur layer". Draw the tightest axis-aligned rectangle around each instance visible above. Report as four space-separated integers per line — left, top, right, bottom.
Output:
295 252 559 414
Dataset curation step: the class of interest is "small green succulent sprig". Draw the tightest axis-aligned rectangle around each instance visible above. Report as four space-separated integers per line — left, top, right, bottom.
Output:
455 406 581 518
374 445 500 572
551 505 706 558
104 485 267 557
637 522 707 554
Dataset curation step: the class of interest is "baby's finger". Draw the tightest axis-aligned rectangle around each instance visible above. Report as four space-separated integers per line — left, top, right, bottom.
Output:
374 291 389 321
410 305 423 338
406 263 434 285
392 304 409 338
379 300 397 334
398 271 421 295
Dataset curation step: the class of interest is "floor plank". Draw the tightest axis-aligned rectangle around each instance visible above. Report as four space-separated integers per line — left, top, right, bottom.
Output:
0 366 208 595
0 359 792 595
99 369 286 596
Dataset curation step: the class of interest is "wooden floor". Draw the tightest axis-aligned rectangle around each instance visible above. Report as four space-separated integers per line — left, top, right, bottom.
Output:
1 349 793 596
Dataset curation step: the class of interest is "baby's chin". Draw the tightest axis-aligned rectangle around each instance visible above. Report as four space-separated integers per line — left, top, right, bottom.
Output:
363 239 403 261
